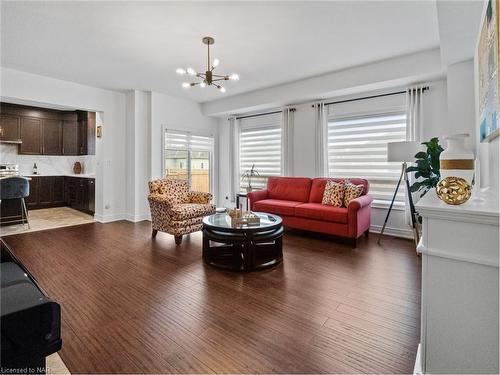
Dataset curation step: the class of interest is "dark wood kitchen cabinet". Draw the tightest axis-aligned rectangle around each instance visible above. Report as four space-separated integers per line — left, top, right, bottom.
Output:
76 111 95 155
0 103 95 155
19 117 42 154
42 119 63 155
0 113 21 142
65 177 95 214
52 176 65 204
26 176 66 209
25 177 39 208
62 120 79 155
38 177 53 205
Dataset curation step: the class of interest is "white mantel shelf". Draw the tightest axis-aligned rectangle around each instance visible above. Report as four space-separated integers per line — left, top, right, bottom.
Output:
415 188 499 374
416 189 499 225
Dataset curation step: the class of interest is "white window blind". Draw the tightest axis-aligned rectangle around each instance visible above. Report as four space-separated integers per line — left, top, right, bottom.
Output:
327 96 407 207
239 113 282 191
164 131 213 152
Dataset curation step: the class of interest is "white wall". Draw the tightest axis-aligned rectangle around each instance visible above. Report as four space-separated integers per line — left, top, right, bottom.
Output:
446 60 476 149
0 67 127 222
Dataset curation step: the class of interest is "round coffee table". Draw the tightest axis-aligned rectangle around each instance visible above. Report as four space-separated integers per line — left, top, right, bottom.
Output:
202 212 283 272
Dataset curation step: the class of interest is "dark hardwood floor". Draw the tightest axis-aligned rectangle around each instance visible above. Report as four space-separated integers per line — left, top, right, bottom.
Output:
3 221 421 374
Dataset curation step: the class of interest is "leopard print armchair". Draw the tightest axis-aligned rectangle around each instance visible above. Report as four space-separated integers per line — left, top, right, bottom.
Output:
148 178 216 245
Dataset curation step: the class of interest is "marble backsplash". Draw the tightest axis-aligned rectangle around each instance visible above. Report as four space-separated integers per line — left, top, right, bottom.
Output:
0 144 96 175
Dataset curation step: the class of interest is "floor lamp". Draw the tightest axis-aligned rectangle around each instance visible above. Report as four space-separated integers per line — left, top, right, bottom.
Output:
377 141 422 246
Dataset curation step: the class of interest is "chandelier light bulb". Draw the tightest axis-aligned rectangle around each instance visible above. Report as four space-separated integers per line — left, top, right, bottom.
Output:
176 68 186 75
200 82 207 88
182 82 190 88
187 67 196 76
219 86 226 93
213 58 220 67
229 73 239 81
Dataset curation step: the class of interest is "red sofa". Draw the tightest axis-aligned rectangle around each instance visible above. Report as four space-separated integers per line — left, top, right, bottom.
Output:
247 177 373 245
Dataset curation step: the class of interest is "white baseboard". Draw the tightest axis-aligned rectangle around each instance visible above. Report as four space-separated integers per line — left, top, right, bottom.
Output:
94 213 126 223
413 343 423 375
370 224 414 239
124 213 151 222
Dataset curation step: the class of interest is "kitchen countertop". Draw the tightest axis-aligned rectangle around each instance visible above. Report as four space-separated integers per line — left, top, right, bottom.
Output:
22 173 96 179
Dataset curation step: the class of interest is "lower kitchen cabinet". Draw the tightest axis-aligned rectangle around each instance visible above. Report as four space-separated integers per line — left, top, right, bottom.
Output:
64 177 95 214
25 176 95 214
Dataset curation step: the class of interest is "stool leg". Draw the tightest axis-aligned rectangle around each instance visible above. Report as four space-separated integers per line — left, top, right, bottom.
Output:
21 198 30 229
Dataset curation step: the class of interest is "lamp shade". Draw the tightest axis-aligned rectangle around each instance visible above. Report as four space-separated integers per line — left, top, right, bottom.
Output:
387 141 423 162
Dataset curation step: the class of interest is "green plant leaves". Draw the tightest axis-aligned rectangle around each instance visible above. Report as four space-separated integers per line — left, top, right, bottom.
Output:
406 137 443 197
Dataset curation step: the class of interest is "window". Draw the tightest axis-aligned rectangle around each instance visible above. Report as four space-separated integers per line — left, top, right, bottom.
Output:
327 96 407 207
163 130 214 193
239 113 282 191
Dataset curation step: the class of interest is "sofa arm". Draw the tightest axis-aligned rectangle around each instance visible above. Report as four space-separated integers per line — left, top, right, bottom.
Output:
247 189 269 210
189 191 212 204
347 194 373 238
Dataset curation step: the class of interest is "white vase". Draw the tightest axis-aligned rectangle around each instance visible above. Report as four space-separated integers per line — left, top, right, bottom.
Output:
439 133 475 184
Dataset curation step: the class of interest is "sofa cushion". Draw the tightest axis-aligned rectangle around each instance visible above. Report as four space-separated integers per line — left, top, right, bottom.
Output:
295 203 348 224
253 199 304 216
309 178 369 203
267 177 312 202
322 180 345 207
344 182 364 207
170 203 215 221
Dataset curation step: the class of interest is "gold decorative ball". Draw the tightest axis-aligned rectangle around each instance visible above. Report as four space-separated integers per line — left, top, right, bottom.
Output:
436 177 471 205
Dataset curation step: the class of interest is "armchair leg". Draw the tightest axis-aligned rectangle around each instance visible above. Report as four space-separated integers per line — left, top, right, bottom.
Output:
175 235 182 245
152 229 158 238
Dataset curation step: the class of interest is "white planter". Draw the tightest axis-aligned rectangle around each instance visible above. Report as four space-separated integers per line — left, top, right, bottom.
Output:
440 134 475 184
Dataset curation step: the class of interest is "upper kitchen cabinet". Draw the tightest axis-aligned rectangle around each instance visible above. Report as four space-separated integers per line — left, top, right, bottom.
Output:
42 119 63 155
0 103 95 155
76 111 95 155
62 120 79 156
20 117 42 154
0 113 21 143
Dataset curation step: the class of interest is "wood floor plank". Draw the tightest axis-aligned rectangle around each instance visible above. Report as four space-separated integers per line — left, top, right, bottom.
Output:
3 221 421 373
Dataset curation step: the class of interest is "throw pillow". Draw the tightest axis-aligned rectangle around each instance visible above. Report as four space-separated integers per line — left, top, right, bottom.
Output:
322 180 345 207
344 183 364 207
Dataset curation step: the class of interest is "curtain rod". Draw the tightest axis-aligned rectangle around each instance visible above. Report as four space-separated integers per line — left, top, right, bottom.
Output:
233 108 295 121
312 86 429 107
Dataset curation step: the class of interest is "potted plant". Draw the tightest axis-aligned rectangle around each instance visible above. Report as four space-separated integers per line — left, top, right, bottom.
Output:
241 164 259 192
406 137 444 197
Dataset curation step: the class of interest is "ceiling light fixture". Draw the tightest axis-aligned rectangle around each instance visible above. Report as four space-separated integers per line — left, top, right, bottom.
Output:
176 37 238 93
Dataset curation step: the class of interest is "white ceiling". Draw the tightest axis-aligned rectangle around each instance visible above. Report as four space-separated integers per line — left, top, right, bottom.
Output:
1 1 440 103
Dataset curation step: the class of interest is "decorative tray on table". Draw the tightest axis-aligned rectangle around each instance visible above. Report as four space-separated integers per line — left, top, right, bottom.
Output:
226 209 261 227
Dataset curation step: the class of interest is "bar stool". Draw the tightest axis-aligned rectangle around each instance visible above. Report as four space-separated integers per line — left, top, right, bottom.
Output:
0 176 30 228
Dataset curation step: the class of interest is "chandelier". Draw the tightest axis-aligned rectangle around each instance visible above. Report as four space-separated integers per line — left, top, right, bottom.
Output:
176 37 239 93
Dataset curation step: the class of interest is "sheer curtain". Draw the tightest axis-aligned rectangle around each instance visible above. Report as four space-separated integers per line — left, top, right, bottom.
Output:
281 107 294 176
228 116 240 202
313 102 328 177
406 86 425 223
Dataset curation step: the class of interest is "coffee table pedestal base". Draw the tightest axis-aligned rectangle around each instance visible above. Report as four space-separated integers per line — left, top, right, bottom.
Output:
202 226 283 272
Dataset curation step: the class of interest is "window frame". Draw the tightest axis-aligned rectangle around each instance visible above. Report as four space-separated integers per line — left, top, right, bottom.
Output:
161 126 215 194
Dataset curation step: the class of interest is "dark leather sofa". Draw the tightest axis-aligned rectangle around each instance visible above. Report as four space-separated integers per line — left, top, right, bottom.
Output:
1 239 62 373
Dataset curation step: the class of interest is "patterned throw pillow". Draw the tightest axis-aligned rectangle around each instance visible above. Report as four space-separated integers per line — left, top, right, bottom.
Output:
343 182 364 207
322 180 345 207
